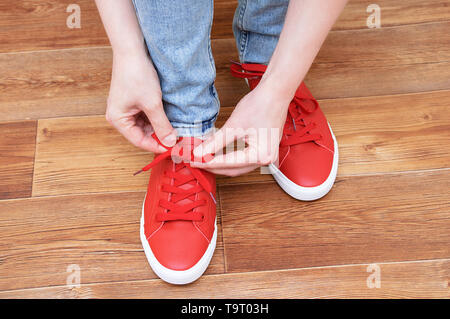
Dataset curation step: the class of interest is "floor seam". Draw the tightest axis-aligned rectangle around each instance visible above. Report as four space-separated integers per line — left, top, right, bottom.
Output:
0 257 448 294
29 120 39 198
217 189 228 274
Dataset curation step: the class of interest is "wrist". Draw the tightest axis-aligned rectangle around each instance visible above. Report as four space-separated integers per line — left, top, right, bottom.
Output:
112 37 148 61
257 74 297 104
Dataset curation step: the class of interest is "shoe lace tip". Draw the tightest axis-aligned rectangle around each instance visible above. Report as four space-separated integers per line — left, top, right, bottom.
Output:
133 169 143 176
209 192 217 205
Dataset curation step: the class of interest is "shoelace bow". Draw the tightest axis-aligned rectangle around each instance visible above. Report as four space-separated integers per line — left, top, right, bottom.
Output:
135 134 215 222
230 61 322 147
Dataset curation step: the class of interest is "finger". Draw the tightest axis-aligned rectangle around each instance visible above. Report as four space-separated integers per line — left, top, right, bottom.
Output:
192 129 225 159
192 147 257 169
142 100 177 147
193 126 244 159
109 114 166 153
139 129 168 153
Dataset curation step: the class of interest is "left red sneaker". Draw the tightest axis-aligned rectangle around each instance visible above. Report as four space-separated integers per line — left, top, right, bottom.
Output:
231 62 338 200
135 135 217 284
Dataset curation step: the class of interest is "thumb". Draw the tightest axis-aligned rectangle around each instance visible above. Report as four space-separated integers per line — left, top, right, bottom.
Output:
142 101 177 147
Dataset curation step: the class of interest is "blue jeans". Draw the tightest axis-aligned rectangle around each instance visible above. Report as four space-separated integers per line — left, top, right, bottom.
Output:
132 0 288 136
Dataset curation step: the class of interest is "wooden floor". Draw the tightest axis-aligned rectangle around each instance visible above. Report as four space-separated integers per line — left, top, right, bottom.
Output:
0 0 449 298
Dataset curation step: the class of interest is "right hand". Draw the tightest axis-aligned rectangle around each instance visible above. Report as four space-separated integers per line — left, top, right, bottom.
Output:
106 51 177 153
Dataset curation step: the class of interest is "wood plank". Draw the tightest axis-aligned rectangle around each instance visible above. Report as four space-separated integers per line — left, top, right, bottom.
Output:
219 170 450 273
325 90 450 175
2 1 450 53
32 116 152 196
0 121 37 199
0 0 108 53
0 192 225 291
212 39 248 108
212 0 237 39
307 21 450 99
336 0 450 30
0 259 448 298
31 89 450 195
2 21 449 122
0 48 111 122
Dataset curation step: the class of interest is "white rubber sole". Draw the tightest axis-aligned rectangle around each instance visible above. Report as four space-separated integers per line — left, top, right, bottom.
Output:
269 126 339 201
139 198 217 285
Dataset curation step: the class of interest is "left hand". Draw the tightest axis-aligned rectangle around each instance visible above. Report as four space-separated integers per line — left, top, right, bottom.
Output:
192 81 291 177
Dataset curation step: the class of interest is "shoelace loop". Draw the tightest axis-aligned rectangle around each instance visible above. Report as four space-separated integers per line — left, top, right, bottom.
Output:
230 62 322 146
135 134 215 222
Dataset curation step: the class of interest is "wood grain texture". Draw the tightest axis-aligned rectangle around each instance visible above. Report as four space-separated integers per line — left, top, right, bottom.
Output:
0 0 237 53
212 0 237 39
219 170 450 273
0 121 37 199
0 48 111 122
0 40 244 122
325 90 450 175
32 116 152 196
0 191 225 291
2 21 449 122
0 0 108 53
31 90 450 195
2 0 450 53
307 22 450 99
0 259 448 298
337 0 450 30
1 0 450 299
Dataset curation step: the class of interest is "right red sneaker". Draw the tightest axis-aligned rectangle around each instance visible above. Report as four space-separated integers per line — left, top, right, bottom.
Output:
136 135 217 285
231 62 338 201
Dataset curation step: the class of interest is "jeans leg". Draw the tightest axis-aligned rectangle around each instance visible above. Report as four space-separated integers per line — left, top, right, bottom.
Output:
132 0 219 137
233 0 289 65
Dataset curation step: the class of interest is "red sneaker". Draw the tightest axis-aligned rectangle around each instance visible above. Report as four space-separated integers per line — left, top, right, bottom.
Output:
136 135 217 284
231 62 338 201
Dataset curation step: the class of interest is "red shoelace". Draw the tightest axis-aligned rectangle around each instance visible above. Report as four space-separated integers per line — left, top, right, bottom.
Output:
135 134 215 222
230 62 321 147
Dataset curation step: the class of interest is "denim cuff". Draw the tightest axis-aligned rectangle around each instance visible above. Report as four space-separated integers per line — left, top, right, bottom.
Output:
170 113 217 137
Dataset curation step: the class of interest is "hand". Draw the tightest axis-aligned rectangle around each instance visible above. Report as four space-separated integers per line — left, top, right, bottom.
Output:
105 51 177 153
192 81 291 176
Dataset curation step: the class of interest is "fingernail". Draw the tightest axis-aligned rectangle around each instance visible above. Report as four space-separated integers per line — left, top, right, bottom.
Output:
162 134 176 147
